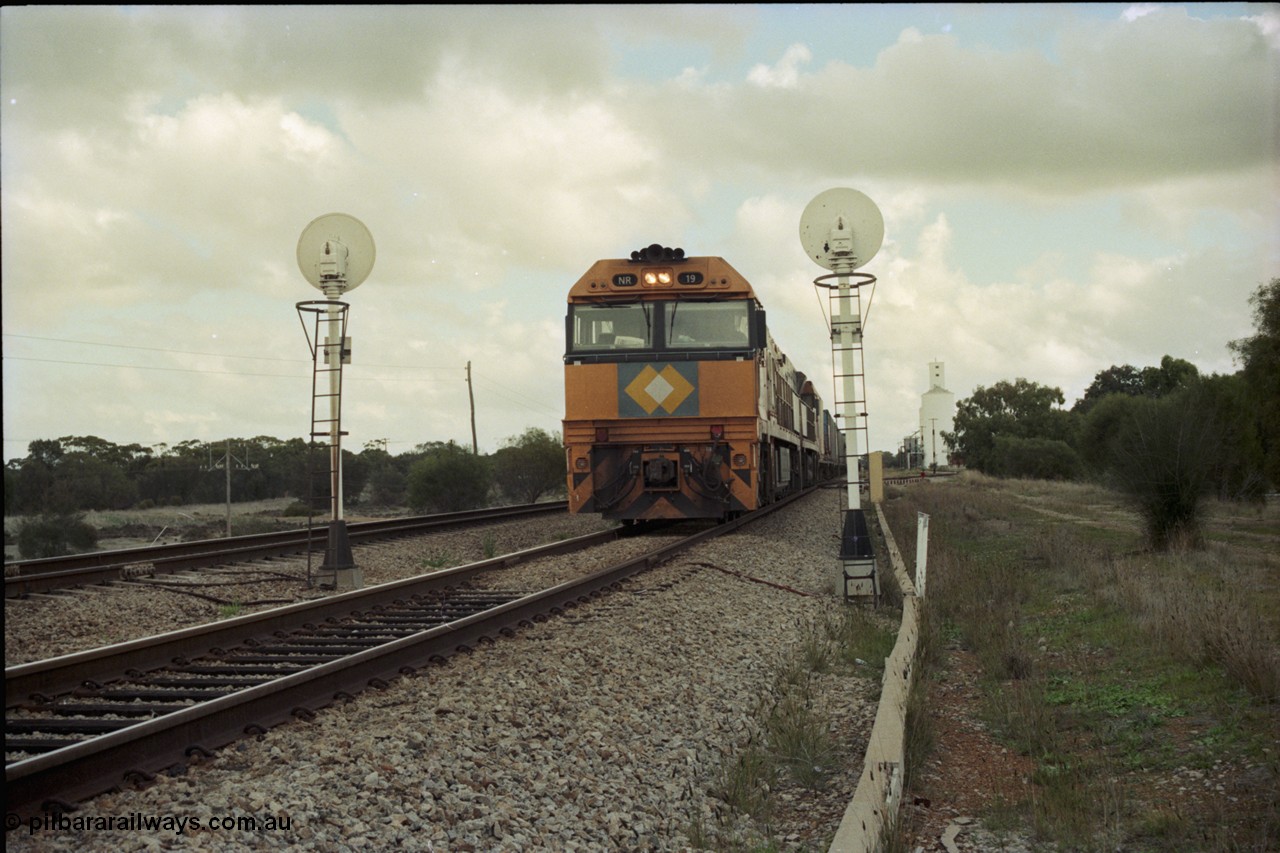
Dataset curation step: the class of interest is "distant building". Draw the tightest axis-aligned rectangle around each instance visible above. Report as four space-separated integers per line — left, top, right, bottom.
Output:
902 432 923 470
918 361 955 469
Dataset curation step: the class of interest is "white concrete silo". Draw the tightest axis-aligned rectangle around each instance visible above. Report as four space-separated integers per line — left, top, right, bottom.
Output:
918 361 955 470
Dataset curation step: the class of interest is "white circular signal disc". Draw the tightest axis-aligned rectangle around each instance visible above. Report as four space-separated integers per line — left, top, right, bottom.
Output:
297 213 376 292
798 188 884 271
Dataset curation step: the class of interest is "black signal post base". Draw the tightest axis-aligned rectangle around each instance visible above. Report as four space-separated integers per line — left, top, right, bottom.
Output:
321 520 362 590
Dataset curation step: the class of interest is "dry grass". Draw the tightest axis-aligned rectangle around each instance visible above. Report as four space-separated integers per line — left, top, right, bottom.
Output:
883 473 1280 851
1089 550 1280 703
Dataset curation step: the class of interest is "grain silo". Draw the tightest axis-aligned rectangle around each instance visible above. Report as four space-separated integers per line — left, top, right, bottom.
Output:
918 361 955 470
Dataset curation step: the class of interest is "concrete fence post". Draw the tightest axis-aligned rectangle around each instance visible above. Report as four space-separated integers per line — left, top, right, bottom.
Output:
916 512 930 598
828 503 922 852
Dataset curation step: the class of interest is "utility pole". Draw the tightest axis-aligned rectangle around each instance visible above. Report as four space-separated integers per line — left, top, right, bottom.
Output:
466 361 478 454
930 417 938 472
204 440 257 536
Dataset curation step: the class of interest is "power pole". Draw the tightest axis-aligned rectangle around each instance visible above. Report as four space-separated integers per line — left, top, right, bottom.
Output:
930 417 938 472
204 440 257 536
466 361 478 454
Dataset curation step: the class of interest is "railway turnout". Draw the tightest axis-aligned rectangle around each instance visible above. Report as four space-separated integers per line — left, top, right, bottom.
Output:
6 490 814 821
5 502 568 599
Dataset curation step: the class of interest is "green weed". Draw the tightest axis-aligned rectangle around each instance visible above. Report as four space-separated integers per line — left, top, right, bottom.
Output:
764 687 834 789
885 475 1280 851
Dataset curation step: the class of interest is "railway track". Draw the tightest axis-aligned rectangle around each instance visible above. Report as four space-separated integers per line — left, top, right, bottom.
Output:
5 489 813 821
883 471 957 485
4 502 568 599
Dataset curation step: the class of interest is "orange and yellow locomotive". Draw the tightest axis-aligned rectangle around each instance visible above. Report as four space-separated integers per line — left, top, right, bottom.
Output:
563 244 840 522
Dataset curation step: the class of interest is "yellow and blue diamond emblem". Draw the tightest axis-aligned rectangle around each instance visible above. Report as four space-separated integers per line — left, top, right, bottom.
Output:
620 363 698 417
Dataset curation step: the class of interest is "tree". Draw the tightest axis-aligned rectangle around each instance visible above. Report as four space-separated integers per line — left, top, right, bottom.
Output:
1073 364 1147 413
368 465 408 505
989 436 1081 481
137 442 206 506
1107 384 1222 550
3 465 16 515
1198 372 1268 501
407 441 491 512
1077 393 1143 474
1073 356 1200 414
341 448 369 506
1229 278 1280 488
11 454 56 513
358 445 406 505
491 428 566 503
945 379 1074 475
46 445 138 511
1141 355 1199 397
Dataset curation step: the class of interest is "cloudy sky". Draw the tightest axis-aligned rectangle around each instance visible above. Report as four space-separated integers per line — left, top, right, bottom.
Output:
3 4 1277 463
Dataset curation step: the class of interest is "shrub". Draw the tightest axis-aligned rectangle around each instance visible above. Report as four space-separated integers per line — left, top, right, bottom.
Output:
407 442 491 512
1107 387 1220 550
17 513 99 559
491 428 566 503
281 500 313 517
990 435 1082 481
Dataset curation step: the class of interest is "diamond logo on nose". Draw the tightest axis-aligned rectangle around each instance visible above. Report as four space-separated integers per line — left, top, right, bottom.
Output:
624 364 696 415
645 373 675 405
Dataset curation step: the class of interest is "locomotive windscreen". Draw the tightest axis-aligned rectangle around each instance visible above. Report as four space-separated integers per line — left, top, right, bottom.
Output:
667 301 749 348
570 303 653 351
567 299 755 356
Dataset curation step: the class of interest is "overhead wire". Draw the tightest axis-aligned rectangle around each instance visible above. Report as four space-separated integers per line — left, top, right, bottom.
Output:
2 333 458 372
472 371 563 417
2 331 458 383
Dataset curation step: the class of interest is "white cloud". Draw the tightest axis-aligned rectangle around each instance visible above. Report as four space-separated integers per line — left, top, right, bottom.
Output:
1 6 1274 459
747 43 812 88
1122 4 1162 23
1248 8 1280 49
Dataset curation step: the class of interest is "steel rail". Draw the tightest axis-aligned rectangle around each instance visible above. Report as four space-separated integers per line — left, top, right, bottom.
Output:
5 487 813 821
883 472 957 485
5 501 568 598
6 527 618 702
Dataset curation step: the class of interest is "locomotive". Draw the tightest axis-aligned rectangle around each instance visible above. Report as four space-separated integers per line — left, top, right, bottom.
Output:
562 244 842 522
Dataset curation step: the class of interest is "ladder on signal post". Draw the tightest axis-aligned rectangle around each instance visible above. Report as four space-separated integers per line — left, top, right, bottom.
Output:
820 271 879 602
827 280 870 504
297 300 351 587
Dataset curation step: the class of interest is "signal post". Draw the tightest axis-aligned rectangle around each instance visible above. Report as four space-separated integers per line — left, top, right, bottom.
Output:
798 189 885 602
295 213 376 591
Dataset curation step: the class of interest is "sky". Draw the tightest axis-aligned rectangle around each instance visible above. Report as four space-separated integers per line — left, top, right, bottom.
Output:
3 4 1278 463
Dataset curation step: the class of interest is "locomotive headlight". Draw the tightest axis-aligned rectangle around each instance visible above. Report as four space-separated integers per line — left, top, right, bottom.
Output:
575 457 589 471
643 269 673 286
733 453 748 467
